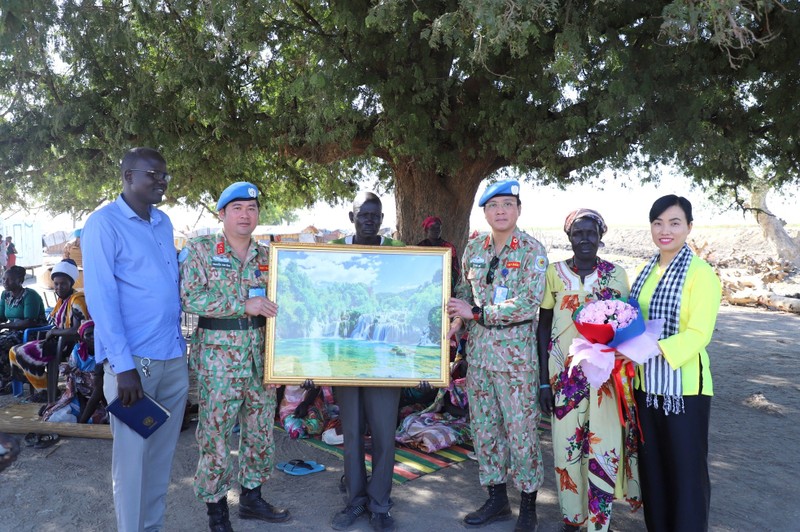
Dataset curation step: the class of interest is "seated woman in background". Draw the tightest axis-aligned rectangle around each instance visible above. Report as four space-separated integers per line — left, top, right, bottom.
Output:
41 320 108 424
395 348 470 453
0 265 47 394
10 259 89 400
278 384 337 439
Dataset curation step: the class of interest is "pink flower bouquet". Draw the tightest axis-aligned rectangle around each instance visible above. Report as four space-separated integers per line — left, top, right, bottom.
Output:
568 299 664 389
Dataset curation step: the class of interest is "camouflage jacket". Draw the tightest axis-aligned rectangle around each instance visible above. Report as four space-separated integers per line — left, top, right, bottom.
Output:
455 228 548 372
180 233 270 378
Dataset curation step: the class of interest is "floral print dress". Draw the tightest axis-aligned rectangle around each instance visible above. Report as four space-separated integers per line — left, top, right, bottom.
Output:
540 259 641 531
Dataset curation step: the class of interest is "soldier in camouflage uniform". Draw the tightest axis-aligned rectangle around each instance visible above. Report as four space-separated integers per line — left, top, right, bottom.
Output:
180 182 290 532
447 180 548 532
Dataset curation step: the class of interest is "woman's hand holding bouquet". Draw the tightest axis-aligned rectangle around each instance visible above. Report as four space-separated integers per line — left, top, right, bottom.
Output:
568 298 664 426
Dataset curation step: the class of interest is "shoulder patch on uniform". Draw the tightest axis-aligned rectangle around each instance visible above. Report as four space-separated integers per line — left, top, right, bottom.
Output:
534 255 547 272
178 248 189 263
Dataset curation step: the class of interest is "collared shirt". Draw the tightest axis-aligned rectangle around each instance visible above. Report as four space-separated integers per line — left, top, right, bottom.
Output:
82 195 185 373
455 227 548 372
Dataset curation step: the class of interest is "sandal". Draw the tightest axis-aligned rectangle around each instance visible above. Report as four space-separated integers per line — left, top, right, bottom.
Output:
276 459 326 476
33 433 59 449
24 432 40 447
0 433 21 473
19 390 49 404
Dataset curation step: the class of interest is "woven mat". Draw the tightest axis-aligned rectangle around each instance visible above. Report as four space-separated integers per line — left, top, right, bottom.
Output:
301 436 475 484
0 402 111 439
289 418 551 484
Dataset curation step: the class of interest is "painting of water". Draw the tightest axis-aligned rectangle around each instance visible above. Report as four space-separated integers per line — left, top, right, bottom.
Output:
265 243 451 386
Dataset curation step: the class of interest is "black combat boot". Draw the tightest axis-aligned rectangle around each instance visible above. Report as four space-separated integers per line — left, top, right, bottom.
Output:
514 491 538 531
206 497 233 532
238 485 291 523
463 483 512 527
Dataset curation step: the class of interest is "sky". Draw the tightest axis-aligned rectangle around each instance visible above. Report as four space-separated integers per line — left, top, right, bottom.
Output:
282 172 800 234
8 170 799 236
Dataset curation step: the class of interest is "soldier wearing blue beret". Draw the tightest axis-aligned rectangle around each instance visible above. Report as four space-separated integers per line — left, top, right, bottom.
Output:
447 178 548 531
182 181 291 530
216 181 260 210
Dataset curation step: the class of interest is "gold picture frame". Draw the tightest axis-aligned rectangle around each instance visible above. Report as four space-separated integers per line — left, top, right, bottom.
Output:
265 242 452 387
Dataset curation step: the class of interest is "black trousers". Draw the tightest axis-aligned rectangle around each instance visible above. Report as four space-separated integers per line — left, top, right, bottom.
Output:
335 386 401 514
635 390 711 532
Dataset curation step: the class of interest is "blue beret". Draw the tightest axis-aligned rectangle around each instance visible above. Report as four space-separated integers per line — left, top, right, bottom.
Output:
216 182 259 210
478 179 521 207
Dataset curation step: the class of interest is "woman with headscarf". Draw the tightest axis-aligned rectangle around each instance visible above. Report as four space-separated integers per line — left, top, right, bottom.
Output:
417 216 461 291
536 209 641 532
629 196 721 532
10 259 90 399
0 265 47 394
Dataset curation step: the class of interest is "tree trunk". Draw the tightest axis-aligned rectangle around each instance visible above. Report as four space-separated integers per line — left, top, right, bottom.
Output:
392 160 488 257
747 181 800 269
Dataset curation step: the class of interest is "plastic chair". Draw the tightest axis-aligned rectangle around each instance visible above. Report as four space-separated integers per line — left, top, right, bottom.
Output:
14 325 72 403
10 325 54 397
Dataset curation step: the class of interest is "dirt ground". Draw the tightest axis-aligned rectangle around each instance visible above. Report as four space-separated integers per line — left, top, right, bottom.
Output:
1 226 798 531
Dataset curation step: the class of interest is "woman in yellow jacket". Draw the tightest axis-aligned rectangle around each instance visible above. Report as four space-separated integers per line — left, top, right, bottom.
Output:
629 195 721 532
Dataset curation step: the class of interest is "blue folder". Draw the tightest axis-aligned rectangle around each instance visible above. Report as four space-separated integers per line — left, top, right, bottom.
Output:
106 393 171 439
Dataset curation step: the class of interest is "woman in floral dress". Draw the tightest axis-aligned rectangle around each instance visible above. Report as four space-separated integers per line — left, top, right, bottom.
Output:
536 209 641 532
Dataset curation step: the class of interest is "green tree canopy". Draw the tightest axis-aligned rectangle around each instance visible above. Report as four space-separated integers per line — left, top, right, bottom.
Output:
1 1 796 251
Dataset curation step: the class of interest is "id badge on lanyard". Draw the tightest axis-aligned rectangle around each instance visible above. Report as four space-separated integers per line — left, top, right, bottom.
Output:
492 266 509 304
492 285 508 304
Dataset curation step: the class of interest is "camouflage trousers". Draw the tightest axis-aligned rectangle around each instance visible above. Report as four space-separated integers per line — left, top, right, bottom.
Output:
467 365 543 493
193 363 276 502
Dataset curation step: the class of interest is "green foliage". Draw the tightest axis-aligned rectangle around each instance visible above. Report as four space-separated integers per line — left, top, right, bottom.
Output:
1 0 797 246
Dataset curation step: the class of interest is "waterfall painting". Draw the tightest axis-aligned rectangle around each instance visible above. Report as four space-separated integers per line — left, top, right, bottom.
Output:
264 242 452 387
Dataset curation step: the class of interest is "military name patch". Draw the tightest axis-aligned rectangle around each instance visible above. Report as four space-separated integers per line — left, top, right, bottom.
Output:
211 256 232 269
506 261 520 269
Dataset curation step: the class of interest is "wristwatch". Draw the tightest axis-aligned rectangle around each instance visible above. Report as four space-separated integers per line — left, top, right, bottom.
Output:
471 306 482 322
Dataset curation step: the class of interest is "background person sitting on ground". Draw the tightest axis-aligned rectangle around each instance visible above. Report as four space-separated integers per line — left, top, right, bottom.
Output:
10 259 89 401
0 266 47 395
278 384 337 440
41 320 108 424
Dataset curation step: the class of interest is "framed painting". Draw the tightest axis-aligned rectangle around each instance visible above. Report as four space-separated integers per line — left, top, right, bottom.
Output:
265 242 452 387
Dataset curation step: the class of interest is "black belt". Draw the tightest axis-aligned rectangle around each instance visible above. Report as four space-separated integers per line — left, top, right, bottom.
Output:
483 319 533 330
197 316 267 330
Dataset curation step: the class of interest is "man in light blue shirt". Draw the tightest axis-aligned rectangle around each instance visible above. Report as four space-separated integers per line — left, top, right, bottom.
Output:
82 147 188 532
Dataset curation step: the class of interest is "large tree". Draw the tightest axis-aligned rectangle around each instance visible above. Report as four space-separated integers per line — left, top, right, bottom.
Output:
1 1 796 252
626 3 800 266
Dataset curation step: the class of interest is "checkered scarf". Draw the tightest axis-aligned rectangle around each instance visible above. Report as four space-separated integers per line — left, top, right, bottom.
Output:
630 243 694 414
